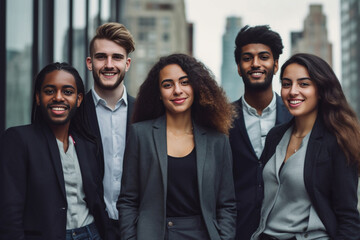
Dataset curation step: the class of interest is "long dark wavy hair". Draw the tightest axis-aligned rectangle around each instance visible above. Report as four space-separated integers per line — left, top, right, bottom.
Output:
280 53 360 170
132 53 235 135
31 62 95 142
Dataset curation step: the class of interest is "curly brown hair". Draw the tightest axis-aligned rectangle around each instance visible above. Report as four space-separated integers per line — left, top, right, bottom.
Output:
132 53 235 135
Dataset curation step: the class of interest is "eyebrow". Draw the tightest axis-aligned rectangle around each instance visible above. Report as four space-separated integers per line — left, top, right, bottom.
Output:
282 77 311 81
242 51 271 56
94 52 125 58
42 84 76 89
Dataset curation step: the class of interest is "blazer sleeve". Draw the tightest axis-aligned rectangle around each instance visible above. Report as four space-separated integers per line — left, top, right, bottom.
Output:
117 124 139 240
0 128 27 239
330 142 360 239
216 136 237 239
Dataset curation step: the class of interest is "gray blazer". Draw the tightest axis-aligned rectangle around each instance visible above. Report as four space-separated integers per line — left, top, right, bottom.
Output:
117 115 236 240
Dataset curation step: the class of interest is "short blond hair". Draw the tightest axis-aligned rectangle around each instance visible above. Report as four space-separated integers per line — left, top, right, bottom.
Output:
89 22 135 56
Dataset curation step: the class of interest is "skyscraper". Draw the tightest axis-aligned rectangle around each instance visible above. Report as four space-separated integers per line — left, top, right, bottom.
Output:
120 0 192 96
341 0 360 117
221 16 243 101
291 4 333 66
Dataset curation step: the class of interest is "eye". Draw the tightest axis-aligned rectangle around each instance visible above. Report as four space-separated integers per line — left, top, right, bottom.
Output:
299 82 310 87
162 82 173 88
281 81 291 88
180 80 190 86
242 56 252 62
43 89 54 95
112 54 124 60
95 54 106 60
63 89 74 95
260 55 270 60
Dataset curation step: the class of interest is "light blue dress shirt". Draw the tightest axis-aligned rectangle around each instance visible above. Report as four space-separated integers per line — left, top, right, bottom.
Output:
242 93 276 158
92 87 128 220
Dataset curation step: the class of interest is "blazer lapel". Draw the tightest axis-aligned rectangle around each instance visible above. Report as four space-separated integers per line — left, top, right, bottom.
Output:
41 125 66 199
193 122 207 202
153 116 168 196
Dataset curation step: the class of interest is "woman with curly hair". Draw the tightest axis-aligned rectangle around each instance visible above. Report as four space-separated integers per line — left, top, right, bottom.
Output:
117 53 236 240
252 53 360 240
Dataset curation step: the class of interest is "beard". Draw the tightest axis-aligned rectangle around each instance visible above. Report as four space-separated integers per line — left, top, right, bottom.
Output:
240 66 275 91
92 68 126 91
40 99 78 126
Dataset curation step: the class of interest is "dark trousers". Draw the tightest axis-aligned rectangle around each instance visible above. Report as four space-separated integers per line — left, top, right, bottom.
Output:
259 233 296 240
66 222 101 240
165 215 210 240
106 219 121 240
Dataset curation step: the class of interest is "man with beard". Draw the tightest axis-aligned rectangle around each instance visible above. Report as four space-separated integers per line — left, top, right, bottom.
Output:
0 62 107 239
229 25 292 240
85 22 135 240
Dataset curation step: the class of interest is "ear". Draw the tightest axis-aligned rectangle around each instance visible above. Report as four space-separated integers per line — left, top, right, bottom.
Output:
86 57 93 71
36 92 40 106
273 59 279 75
237 64 242 76
77 93 83 107
125 57 131 72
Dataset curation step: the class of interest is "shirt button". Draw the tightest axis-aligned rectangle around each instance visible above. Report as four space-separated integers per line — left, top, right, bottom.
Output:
304 233 308 238
168 221 174 227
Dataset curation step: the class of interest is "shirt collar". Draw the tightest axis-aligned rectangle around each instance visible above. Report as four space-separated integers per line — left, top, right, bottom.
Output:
91 85 128 109
242 92 276 116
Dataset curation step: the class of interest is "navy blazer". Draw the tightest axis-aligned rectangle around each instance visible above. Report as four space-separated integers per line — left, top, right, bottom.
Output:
84 90 135 178
0 124 107 240
261 116 360 239
229 94 292 240
117 116 237 240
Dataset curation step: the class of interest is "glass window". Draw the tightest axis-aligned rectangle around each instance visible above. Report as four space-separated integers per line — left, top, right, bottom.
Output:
6 0 33 128
54 0 70 62
73 0 87 83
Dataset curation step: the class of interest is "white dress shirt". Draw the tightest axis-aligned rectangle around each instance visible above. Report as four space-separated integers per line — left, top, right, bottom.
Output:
92 86 128 220
242 93 276 158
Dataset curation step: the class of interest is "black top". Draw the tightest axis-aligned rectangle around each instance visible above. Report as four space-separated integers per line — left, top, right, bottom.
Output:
166 148 201 217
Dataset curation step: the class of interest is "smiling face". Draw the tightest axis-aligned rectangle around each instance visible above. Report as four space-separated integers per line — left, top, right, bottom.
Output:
159 64 194 117
281 63 319 119
36 70 83 127
238 43 278 91
86 38 131 91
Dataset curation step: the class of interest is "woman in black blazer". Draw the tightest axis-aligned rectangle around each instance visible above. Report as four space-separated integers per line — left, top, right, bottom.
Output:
117 54 237 240
252 53 360 240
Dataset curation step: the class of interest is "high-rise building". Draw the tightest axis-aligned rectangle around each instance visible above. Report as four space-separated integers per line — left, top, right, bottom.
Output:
291 4 333 66
341 0 360 117
120 0 192 96
221 16 243 102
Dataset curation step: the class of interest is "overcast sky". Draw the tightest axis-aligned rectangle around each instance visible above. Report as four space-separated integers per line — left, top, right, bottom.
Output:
184 0 340 92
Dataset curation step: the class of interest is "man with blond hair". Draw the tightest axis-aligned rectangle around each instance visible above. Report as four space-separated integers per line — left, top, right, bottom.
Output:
85 22 135 240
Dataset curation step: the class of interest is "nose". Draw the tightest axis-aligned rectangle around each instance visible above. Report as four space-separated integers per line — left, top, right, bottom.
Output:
289 84 299 96
105 56 114 68
252 56 260 68
54 90 65 102
173 82 183 95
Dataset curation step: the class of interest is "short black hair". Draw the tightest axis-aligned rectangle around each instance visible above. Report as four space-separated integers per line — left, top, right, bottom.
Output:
234 25 283 64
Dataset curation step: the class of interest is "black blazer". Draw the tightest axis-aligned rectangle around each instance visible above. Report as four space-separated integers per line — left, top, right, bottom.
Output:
0 124 107 240
229 94 292 240
84 90 135 178
117 116 237 240
260 116 360 239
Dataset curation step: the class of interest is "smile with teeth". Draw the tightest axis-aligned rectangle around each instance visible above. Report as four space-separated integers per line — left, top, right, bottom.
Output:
102 72 116 76
49 105 68 115
289 99 304 107
249 71 265 78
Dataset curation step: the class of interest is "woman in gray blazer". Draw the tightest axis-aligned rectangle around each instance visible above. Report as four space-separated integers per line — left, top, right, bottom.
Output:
117 54 237 240
252 54 360 240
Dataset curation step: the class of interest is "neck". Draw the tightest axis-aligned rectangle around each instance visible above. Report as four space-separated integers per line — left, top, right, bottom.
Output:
166 111 193 133
293 110 318 137
94 83 124 110
49 123 70 152
244 87 273 115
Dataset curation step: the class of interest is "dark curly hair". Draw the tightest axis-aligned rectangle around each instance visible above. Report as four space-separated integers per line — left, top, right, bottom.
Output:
132 53 235 135
234 25 283 64
281 53 360 170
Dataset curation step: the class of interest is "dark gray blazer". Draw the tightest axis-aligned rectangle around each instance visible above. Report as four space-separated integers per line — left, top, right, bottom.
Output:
261 116 360 239
117 115 237 240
